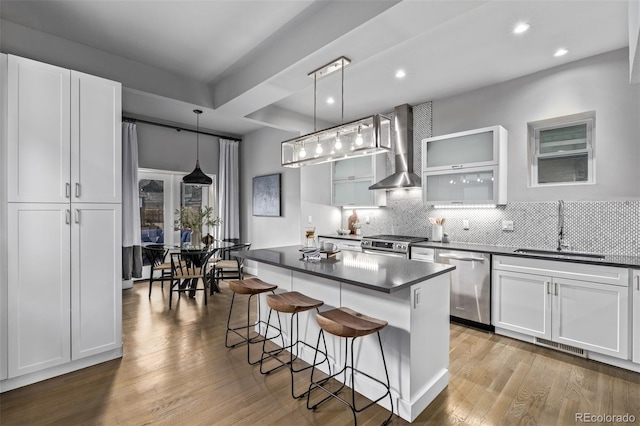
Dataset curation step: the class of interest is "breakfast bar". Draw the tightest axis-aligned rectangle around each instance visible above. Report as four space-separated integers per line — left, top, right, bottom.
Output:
236 246 455 422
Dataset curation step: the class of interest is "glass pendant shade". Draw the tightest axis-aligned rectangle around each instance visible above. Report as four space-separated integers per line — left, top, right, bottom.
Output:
281 114 391 168
183 109 212 186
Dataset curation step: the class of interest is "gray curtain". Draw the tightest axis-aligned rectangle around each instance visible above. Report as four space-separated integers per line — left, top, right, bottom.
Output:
122 122 142 279
219 139 240 239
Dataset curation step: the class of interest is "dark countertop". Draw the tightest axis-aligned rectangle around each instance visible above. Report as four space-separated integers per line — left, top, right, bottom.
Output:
317 234 363 241
411 241 640 268
236 246 455 294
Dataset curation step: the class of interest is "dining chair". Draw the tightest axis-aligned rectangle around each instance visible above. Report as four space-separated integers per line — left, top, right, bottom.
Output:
211 242 251 294
142 244 172 298
169 248 216 309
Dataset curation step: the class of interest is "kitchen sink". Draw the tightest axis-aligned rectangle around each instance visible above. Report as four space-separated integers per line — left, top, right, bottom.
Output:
513 248 605 260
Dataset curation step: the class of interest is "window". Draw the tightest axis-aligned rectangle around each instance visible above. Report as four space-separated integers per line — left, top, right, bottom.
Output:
138 169 217 248
529 112 595 187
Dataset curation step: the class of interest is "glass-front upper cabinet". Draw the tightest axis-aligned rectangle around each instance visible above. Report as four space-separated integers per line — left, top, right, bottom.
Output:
422 125 507 171
421 125 507 206
331 154 387 207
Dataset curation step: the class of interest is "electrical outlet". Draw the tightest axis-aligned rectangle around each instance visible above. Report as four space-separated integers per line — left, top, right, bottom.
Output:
462 219 470 230
365 215 370 224
502 220 514 231
414 288 422 308
308 215 312 223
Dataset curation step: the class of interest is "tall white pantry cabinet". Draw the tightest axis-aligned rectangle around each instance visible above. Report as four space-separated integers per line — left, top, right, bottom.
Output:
1 54 123 391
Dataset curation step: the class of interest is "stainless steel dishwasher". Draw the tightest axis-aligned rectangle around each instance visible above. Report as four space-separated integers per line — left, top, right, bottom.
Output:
435 249 491 329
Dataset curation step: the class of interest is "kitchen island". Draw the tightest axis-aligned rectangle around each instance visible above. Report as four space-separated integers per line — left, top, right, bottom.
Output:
235 246 455 422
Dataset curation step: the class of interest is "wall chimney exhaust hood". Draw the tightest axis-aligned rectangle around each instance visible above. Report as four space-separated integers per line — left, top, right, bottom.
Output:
369 104 421 190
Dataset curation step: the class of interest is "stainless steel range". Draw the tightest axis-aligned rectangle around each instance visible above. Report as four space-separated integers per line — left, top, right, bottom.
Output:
361 235 429 258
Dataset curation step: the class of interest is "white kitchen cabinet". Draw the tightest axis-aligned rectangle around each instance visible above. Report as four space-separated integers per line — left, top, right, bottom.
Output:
7 55 121 204
7 204 72 377
493 256 629 359
493 269 551 339
422 125 507 205
7 56 71 203
71 204 122 360
633 269 640 364
71 71 122 204
2 55 122 388
331 154 386 207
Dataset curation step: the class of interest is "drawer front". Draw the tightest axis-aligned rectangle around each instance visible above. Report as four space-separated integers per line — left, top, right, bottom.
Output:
493 255 628 287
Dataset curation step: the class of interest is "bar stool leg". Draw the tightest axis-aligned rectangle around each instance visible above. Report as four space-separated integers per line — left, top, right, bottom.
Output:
260 308 330 399
225 291 283 365
307 331 394 426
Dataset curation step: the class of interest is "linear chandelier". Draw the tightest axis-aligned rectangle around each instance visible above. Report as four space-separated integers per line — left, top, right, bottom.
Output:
281 57 391 168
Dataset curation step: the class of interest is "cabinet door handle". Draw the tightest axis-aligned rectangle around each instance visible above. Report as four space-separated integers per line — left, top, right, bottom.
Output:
75 183 81 198
348 176 355 180
65 209 71 225
546 281 550 295
66 183 71 198
636 275 639 291
554 282 558 296
74 209 80 224
451 165 464 169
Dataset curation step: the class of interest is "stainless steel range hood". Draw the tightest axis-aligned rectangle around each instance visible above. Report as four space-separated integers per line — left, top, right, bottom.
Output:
368 104 421 190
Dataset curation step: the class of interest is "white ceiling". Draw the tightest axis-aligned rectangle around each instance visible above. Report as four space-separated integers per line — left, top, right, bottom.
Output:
0 0 631 137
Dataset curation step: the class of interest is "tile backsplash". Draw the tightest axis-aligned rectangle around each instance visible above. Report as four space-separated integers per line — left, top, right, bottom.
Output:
344 192 639 256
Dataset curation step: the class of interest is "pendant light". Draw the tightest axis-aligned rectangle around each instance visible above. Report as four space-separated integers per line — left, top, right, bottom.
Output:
281 57 392 168
183 109 212 186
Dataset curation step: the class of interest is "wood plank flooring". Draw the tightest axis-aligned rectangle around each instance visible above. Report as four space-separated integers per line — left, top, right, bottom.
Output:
1 279 640 425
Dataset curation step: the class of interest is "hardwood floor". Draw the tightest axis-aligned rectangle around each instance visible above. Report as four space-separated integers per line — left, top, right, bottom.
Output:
1 279 639 425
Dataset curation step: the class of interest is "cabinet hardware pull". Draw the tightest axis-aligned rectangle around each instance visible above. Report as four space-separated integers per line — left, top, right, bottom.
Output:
554 282 558 296
348 176 355 180
66 183 71 198
637 275 639 291
75 183 81 197
65 209 70 224
74 209 80 224
451 165 463 169
546 281 550 295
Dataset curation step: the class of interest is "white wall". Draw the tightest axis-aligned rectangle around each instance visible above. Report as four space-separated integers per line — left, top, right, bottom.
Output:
433 48 640 202
240 127 300 249
136 122 219 176
300 163 342 240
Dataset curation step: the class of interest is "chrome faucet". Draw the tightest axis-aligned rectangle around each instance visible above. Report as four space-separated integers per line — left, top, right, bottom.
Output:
556 200 570 251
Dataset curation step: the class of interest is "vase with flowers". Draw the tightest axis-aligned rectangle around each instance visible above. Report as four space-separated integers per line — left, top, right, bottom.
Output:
175 206 222 247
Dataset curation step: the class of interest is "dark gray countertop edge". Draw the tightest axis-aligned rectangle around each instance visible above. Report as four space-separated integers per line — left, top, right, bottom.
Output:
236 250 455 294
412 241 640 268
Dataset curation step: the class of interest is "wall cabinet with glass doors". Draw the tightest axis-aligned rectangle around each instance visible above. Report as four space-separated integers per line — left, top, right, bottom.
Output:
331 154 386 207
421 125 507 205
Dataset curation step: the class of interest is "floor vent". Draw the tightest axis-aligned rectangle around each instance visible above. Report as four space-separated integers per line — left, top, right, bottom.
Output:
535 338 586 357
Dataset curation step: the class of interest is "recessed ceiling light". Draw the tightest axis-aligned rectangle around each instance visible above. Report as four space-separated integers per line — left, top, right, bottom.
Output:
554 48 569 57
326 97 335 104
513 22 530 34
395 70 406 79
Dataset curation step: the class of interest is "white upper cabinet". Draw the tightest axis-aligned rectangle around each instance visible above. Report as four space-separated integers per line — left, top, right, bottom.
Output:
331 154 386 207
71 71 122 203
422 125 507 205
7 56 71 203
7 56 122 204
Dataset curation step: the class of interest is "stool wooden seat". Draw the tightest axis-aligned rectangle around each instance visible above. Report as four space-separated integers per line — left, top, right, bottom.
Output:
228 277 277 295
260 291 329 399
307 307 394 425
316 307 387 338
225 278 282 365
266 291 324 314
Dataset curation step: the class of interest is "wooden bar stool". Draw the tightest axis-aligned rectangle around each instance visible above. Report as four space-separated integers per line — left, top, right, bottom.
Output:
259 291 330 399
306 307 394 425
225 277 282 365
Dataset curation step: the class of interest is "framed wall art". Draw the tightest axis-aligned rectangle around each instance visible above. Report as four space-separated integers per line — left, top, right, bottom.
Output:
252 173 281 217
